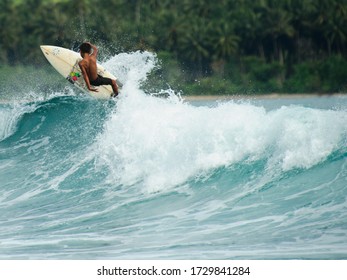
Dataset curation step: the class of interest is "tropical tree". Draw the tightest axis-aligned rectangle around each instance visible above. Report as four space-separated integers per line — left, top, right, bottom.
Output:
260 0 295 65
0 0 21 64
176 16 211 76
310 0 347 55
208 21 239 61
234 0 266 59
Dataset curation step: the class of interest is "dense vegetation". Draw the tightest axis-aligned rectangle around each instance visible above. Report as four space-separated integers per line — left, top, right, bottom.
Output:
1 0 347 95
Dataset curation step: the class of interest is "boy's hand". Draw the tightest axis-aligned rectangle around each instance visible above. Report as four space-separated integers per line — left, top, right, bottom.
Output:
88 87 99 92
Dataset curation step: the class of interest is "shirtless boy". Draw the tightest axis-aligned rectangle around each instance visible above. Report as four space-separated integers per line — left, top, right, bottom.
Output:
79 42 119 97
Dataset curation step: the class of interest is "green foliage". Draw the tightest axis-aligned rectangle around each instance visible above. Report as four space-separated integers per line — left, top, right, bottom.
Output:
1 0 347 94
318 55 347 92
0 65 67 95
284 56 347 93
284 62 321 92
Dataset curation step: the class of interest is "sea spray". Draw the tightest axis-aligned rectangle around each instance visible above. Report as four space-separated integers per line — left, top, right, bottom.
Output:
96 95 347 193
94 52 347 192
0 51 347 259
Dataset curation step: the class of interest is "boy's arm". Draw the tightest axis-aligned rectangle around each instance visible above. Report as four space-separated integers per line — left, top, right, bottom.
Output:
87 42 98 57
78 61 98 92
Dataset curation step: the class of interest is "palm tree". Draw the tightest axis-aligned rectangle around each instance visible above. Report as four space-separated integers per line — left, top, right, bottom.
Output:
208 21 239 61
288 0 316 62
0 0 21 64
261 0 295 65
310 0 347 55
182 0 212 18
176 16 210 76
234 1 266 59
322 0 347 54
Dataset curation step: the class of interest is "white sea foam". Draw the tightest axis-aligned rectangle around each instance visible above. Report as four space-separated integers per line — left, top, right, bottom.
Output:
269 106 347 170
95 52 347 193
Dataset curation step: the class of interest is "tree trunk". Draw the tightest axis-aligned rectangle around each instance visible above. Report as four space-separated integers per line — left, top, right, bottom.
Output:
279 44 284 66
258 43 265 60
135 0 142 24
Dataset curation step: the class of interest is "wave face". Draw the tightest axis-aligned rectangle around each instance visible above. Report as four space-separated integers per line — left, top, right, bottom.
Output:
1 51 347 259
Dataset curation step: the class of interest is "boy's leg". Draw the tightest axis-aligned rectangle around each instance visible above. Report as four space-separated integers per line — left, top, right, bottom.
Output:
94 75 119 97
111 80 119 97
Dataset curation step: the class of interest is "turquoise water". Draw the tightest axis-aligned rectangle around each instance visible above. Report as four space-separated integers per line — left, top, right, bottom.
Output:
1 52 347 259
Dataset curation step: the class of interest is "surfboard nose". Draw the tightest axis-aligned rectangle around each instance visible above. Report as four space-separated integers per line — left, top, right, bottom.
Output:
40 45 51 56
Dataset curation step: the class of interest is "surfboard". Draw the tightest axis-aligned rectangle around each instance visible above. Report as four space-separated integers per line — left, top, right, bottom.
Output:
40 45 121 99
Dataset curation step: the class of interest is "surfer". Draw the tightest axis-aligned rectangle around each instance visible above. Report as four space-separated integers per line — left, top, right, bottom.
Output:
79 42 119 97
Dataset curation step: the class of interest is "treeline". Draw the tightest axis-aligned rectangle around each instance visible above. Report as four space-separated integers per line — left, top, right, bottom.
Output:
1 0 347 94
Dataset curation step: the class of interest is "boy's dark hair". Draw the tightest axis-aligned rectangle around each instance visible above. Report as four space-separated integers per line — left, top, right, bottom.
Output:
79 42 91 53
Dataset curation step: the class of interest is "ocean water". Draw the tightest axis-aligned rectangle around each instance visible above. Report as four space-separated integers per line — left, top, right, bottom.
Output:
0 52 347 260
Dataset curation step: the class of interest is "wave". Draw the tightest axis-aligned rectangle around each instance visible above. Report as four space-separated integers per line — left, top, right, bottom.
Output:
1 77 347 194
1 51 347 259
95 94 347 192
1 51 346 195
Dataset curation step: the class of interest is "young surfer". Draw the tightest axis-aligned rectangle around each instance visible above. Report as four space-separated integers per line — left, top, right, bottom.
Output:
79 42 119 97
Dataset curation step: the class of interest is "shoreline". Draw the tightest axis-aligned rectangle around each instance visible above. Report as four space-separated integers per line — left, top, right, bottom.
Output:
183 93 347 101
1 93 346 104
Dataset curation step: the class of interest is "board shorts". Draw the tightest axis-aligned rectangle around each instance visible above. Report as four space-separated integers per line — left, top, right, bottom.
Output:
90 75 113 86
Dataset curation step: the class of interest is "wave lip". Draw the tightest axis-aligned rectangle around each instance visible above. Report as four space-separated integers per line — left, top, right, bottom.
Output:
96 93 347 193
268 106 347 171
0 103 38 141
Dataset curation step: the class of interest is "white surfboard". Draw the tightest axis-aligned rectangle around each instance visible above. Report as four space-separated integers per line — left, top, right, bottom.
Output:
40 45 121 99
